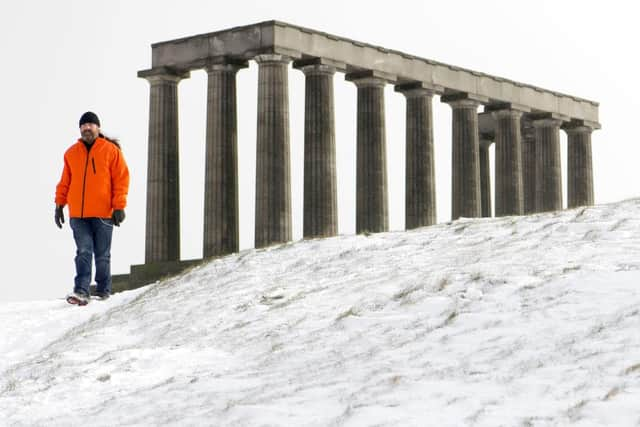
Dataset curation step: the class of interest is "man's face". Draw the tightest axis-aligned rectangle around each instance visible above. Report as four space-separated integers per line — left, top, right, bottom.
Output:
80 122 99 144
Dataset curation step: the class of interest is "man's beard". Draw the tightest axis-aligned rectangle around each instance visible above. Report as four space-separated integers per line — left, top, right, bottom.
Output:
81 131 97 143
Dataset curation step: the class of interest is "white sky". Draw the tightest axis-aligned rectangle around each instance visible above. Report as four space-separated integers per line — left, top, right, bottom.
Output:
1 0 638 302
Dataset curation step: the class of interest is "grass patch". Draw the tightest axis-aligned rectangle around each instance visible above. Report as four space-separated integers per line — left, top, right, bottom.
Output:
443 310 458 326
393 284 422 301
603 386 621 401
435 277 450 292
336 307 359 321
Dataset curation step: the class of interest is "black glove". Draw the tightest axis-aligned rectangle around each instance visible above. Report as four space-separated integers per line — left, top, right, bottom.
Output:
112 209 126 226
55 205 65 229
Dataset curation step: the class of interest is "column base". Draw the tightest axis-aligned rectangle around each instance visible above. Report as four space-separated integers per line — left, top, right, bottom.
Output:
98 259 205 294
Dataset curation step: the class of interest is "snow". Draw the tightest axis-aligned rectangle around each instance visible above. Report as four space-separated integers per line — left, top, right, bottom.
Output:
1 199 640 426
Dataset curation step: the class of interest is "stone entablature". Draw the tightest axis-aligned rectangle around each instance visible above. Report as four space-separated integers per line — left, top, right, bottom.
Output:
146 20 599 126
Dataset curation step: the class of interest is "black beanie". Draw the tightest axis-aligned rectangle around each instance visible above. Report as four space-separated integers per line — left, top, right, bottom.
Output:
79 111 100 128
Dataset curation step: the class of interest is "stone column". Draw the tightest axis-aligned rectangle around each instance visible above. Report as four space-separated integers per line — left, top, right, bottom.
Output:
490 106 526 216
396 83 437 229
532 115 564 212
254 54 292 248
294 59 338 238
203 59 248 258
442 93 485 220
346 71 389 234
521 116 537 214
138 67 189 263
564 122 595 208
479 136 493 218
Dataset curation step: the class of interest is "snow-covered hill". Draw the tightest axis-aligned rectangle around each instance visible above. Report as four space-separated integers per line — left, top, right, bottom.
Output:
2 199 640 426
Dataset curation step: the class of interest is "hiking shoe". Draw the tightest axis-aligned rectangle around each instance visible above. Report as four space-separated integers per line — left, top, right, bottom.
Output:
93 291 110 301
66 292 90 306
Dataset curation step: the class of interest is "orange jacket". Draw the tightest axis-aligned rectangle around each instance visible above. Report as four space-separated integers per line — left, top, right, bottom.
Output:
55 137 130 218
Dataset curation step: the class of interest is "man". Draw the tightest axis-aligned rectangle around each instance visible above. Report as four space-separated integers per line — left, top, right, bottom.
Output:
55 112 130 305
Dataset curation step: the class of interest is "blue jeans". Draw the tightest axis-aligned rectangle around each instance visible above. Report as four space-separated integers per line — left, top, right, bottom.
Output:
70 218 114 296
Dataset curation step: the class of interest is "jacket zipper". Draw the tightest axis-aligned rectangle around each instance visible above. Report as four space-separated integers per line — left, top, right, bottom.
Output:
92 158 96 174
80 145 92 218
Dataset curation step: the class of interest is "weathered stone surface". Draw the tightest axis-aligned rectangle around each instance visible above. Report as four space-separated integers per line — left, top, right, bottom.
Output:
254 54 292 248
533 117 564 212
396 85 437 228
492 109 524 216
442 95 483 220
149 21 599 125
565 125 594 208
129 259 203 291
139 69 188 263
347 72 388 234
203 61 247 258
295 61 338 238
479 138 493 218
521 116 537 214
